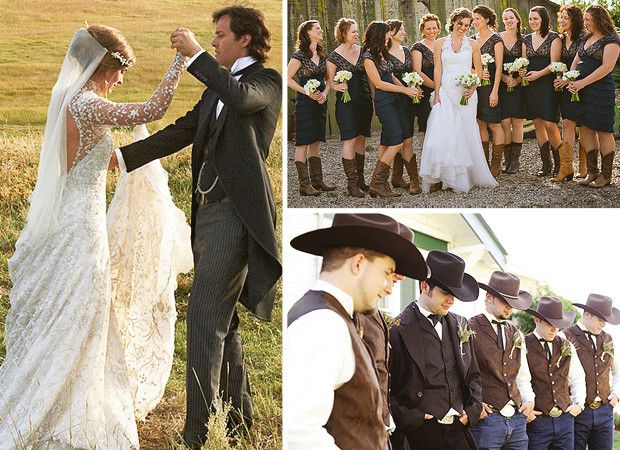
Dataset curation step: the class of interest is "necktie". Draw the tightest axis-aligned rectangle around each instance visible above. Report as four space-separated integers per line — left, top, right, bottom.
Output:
540 338 552 360
492 320 505 350
428 314 443 327
584 331 598 350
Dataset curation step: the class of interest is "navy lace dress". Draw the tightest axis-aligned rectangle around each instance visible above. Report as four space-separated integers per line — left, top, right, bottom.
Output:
523 31 561 122
499 37 526 119
475 33 502 123
326 49 373 141
576 34 620 132
291 49 327 145
388 47 416 139
411 41 435 132
559 33 584 121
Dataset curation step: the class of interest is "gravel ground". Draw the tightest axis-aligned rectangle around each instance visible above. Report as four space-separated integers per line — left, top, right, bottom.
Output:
287 136 620 208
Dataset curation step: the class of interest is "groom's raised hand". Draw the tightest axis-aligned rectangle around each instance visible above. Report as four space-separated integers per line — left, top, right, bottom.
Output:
170 28 203 58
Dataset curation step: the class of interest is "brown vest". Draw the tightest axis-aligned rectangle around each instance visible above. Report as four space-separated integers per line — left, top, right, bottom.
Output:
564 324 613 404
525 333 572 414
287 290 388 449
469 314 523 408
358 310 391 427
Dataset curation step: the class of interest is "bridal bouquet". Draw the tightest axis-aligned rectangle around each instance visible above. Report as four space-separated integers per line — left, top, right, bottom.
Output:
512 57 530 86
303 78 321 96
456 72 481 106
563 70 581 101
334 70 353 103
549 61 568 91
402 71 424 104
481 53 495 86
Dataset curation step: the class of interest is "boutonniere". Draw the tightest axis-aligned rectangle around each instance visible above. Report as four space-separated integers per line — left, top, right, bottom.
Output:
457 322 476 356
601 342 614 362
556 341 572 368
509 330 524 359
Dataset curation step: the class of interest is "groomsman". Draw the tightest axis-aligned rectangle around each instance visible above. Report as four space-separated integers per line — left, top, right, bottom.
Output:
389 251 483 450
468 272 535 449
524 297 586 450
285 214 427 449
564 294 620 450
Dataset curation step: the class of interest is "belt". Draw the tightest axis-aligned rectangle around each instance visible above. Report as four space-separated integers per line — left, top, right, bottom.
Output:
197 192 228 206
437 415 456 425
589 400 603 409
491 404 517 417
548 406 563 417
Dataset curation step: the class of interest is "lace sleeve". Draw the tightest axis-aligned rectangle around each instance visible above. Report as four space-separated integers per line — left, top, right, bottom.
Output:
82 52 187 127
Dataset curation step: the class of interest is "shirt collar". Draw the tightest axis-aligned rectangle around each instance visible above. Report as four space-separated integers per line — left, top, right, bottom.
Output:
416 302 434 319
533 330 551 344
313 279 354 318
483 310 504 325
578 321 596 335
230 55 257 76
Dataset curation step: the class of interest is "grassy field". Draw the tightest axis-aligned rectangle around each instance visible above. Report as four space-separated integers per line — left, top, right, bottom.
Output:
0 1 282 449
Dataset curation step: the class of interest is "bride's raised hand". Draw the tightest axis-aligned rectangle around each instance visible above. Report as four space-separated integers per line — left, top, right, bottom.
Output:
170 28 203 58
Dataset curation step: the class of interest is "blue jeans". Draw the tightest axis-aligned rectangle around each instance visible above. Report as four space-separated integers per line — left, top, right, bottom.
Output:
526 413 574 450
469 412 528 450
574 403 614 450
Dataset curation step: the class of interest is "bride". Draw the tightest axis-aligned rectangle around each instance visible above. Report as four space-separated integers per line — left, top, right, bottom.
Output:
419 7 499 193
0 26 191 448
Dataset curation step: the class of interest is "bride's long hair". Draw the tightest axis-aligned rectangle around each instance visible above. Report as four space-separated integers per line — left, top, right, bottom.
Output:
363 21 390 61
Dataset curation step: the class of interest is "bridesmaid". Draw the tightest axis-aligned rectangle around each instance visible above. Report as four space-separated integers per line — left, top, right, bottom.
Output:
499 8 527 174
569 5 620 187
385 19 421 194
362 21 418 198
521 6 562 177
411 14 440 164
326 18 373 198
287 20 335 196
552 4 585 182
473 5 505 178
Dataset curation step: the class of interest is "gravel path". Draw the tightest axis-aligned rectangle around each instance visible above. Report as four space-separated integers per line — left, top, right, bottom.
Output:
287 136 620 208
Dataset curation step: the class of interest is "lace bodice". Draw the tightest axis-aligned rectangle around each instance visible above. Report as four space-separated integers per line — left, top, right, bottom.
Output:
476 32 502 57
578 33 620 62
561 32 584 66
441 35 473 77
291 49 326 79
67 52 187 170
411 41 435 70
387 46 413 81
363 51 394 76
326 48 365 73
524 31 560 59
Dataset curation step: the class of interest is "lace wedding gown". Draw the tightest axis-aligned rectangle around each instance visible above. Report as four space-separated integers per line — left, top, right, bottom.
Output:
0 53 190 449
419 35 498 193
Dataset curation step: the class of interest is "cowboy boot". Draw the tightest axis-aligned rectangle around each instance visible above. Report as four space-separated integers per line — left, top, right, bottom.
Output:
341 158 365 198
369 161 401 198
551 142 574 182
295 161 320 196
537 141 552 176
482 141 490 168
355 153 369 191
507 142 522 174
588 151 614 188
551 145 561 176
308 156 336 191
391 153 409 188
578 150 599 186
575 141 587 178
490 143 505 179
403 155 422 194
502 142 513 173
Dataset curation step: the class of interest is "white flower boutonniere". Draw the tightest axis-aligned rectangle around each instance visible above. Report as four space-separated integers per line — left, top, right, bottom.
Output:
509 330 524 359
556 341 572 368
457 322 476 356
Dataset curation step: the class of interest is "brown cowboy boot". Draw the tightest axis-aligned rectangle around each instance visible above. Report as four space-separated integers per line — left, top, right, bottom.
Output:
575 141 587 178
551 142 574 182
308 156 336 191
403 155 422 194
490 143 504 179
341 158 365 197
369 161 401 198
537 141 552 176
507 142 522 174
502 143 513 173
391 153 409 188
589 151 614 188
578 150 599 186
551 145 561 176
355 153 369 191
295 161 320 196
482 141 490 168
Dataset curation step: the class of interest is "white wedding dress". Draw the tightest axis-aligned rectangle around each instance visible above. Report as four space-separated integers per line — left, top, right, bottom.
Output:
419 35 498 193
0 48 191 449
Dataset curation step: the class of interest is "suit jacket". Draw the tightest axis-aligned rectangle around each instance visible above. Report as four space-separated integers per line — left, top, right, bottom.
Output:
389 302 483 443
120 51 282 321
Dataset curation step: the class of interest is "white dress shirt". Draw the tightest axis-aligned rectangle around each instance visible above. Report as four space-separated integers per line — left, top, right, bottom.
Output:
576 321 620 400
284 280 355 450
482 311 536 404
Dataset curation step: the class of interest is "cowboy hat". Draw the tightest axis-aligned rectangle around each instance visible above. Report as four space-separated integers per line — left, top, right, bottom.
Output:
573 293 620 325
425 251 478 301
526 296 576 329
479 271 532 310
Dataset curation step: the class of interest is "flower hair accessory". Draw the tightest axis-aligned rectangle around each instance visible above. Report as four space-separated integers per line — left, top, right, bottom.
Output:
110 51 133 68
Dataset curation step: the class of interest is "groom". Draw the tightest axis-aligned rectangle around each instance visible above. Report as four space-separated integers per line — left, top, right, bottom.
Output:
114 6 281 447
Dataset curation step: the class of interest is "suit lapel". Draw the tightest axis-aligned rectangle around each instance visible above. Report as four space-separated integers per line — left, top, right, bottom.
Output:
478 316 501 349
400 305 427 382
446 314 467 377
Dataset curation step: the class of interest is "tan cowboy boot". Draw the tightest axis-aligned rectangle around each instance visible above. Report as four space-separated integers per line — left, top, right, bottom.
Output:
551 145 561 176
551 142 574 182
369 161 401 198
308 156 336 191
490 143 504 179
482 141 490 167
588 151 614 188
578 150 599 186
575 141 587 178
295 161 320 196
341 158 365 198
403 155 422 194
537 141 552 176
391 153 409 188
355 153 369 191
502 143 512 173
507 142 522 174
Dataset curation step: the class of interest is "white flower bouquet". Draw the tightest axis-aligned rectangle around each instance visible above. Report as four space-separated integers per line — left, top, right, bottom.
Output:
334 70 353 103
481 53 495 86
456 72 481 105
512 57 530 86
562 70 581 101
503 62 520 92
303 78 321 96
402 71 424 104
549 61 568 91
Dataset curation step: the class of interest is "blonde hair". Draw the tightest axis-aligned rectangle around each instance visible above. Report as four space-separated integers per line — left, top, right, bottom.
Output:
334 18 357 43
419 13 441 34
87 25 135 73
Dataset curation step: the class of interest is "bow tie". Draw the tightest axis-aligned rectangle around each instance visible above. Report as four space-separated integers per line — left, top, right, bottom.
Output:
428 314 443 326
584 330 599 338
492 320 506 326
539 338 552 343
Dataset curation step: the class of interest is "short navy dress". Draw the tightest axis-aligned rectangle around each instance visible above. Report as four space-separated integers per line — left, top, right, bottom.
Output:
411 41 435 132
559 33 584 122
475 32 503 124
499 37 527 119
388 47 416 139
291 49 327 146
523 31 561 122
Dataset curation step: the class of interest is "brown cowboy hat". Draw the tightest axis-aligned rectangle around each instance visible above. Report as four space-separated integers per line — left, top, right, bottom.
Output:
526 296 576 329
425 250 479 302
290 213 428 280
573 293 620 325
479 271 532 310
